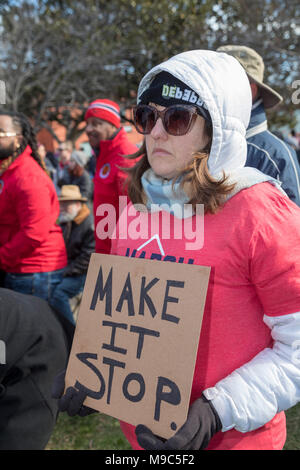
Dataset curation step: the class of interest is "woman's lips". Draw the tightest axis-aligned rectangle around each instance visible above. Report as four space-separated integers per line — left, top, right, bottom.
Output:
152 148 172 156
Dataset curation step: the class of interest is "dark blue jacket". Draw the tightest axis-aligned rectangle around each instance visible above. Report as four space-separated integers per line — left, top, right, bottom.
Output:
246 100 300 206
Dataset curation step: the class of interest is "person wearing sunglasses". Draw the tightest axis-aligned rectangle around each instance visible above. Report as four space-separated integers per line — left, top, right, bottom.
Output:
0 110 67 300
52 50 300 451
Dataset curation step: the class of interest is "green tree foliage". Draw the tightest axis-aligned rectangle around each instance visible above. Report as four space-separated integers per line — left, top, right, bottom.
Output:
0 0 298 140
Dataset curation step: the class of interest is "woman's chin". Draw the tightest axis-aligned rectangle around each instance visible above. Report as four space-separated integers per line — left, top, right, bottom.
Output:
151 166 175 180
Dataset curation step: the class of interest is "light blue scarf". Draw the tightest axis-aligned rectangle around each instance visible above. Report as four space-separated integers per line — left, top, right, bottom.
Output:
141 167 286 219
141 169 192 218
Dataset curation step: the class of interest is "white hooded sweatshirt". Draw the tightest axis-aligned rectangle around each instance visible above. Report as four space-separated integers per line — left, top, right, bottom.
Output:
137 50 300 436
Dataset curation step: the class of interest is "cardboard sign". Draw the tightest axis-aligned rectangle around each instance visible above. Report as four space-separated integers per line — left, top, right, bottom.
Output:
65 253 210 439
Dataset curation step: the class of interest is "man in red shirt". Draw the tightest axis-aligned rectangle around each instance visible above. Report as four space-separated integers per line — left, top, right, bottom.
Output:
0 111 67 300
84 99 138 254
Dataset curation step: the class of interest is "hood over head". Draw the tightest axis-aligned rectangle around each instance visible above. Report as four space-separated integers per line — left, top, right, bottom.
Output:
137 49 252 178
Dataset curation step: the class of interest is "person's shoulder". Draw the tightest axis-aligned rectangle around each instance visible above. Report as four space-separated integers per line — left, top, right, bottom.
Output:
16 163 53 193
247 129 273 150
219 184 300 253
264 130 297 157
0 287 58 328
248 129 287 152
115 128 139 153
232 181 285 202
17 154 49 177
246 133 278 165
228 182 299 221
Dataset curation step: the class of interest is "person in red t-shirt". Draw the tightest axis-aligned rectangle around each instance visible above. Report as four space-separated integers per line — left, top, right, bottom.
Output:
52 51 300 451
0 111 67 300
84 99 138 254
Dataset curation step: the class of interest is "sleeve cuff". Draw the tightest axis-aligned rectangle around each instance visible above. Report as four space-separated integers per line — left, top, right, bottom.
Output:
203 387 236 432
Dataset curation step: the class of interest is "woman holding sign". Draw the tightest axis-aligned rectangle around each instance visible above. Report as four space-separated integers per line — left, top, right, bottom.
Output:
53 50 300 451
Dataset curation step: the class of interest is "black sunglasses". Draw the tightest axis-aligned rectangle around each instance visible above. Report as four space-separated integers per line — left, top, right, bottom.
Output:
133 104 198 136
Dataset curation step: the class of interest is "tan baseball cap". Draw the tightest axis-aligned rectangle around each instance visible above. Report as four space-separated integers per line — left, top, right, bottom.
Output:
217 45 283 109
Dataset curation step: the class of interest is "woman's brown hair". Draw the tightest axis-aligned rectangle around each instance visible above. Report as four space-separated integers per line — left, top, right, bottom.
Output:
123 123 236 214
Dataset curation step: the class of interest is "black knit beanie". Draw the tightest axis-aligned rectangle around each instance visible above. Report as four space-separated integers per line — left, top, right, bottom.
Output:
139 71 211 124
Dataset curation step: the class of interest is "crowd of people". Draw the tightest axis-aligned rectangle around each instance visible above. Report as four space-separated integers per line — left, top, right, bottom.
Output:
0 44 300 451
0 98 137 448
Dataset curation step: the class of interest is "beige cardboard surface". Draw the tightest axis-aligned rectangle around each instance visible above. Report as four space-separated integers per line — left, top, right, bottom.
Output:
65 253 210 439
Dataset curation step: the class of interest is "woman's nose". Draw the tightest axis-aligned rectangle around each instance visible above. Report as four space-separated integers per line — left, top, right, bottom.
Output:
150 117 168 140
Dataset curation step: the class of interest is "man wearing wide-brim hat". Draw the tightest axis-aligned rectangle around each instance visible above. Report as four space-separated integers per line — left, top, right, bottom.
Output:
217 45 300 206
49 185 95 324
57 183 88 203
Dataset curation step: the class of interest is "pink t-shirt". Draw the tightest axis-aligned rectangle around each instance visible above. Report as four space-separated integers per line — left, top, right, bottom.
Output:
111 182 300 450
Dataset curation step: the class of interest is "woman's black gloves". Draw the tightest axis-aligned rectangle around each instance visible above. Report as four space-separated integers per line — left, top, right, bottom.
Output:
52 371 222 450
135 395 222 450
51 370 96 417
